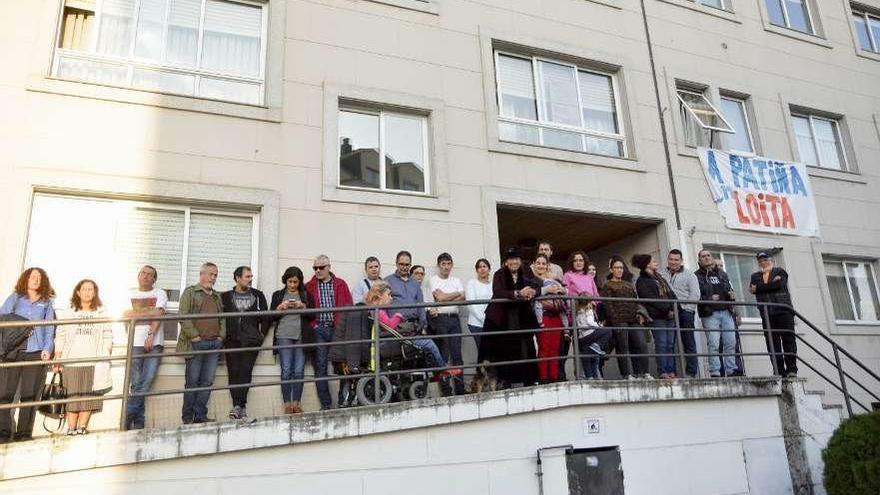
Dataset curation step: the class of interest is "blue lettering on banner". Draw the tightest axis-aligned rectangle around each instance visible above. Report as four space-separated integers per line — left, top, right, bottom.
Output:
707 150 724 186
790 166 808 197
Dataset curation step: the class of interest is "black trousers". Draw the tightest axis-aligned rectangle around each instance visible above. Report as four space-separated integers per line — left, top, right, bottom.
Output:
0 351 45 439
429 314 463 366
612 323 649 377
226 348 259 408
763 312 798 375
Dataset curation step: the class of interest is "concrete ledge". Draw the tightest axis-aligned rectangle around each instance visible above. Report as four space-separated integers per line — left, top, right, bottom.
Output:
0 377 783 481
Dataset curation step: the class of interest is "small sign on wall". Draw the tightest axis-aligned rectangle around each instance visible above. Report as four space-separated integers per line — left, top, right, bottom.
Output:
583 417 603 436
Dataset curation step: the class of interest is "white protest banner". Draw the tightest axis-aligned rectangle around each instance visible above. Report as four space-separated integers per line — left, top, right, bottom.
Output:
697 148 820 237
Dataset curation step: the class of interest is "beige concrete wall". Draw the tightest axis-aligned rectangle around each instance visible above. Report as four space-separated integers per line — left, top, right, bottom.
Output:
0 0 877 416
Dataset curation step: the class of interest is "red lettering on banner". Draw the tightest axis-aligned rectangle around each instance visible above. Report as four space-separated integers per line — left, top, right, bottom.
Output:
780 196 796 229
765 194 782 227
757 193 771 226
746 194 762 224
733 191 750 224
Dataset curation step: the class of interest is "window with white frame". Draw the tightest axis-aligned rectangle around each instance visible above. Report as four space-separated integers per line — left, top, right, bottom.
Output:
708 250 764 319
676 86 734 148
494 51 626 158
765 0 815 35
852 7 880 53
791 113 847 170
718 96 754 154
25 193 258 341
824 259 880 323
53 0 268 105
700 0 728 10
338 105 430 194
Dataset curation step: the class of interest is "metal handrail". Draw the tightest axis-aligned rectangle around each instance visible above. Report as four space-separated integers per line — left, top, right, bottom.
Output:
0 295 875 433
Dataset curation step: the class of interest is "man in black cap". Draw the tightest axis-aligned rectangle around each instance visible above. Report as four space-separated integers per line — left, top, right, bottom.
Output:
749 252 798 377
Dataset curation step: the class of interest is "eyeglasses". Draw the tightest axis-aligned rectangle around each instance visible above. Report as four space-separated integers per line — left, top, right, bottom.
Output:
312 265 328 271
397 262 411 267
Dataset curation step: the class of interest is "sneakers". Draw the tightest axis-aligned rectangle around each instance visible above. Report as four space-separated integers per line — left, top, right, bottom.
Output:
229 406 242 420
642 373 655 380
588 343 606 356
626 374 637 380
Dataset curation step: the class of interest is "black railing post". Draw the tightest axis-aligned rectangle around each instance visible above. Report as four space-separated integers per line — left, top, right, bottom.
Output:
118 317 137 431
673 301 684 378
763 304 779 376
570 295 582 381
372 306 381 404
832 344 854 417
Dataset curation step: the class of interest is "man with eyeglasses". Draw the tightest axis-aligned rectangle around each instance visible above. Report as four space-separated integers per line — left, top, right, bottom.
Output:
304 254 352 410
384 251 426 325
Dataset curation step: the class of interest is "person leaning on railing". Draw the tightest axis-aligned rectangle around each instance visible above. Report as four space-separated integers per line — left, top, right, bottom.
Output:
750 252 798 378
54 279 113 435
695 250 739 378
0 267 56 443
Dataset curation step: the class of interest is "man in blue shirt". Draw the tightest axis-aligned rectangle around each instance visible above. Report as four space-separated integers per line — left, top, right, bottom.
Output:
384 251 426 324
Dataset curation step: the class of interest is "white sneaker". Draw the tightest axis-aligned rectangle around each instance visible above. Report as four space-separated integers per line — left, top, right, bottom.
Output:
642 373 655 380
626 374 637 380
228 406 242 419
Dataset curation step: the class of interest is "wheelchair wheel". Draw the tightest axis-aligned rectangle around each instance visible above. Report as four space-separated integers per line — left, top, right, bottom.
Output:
407 380 428 400
356 375 393 405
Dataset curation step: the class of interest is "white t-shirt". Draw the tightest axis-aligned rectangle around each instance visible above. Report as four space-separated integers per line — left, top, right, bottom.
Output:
130 288 168 347
429 274 464 314
465 278 492 327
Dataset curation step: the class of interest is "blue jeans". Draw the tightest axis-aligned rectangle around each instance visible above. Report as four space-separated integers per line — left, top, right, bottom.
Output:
578 327 612 379
411 338 447 368
678 310 699 377
182 339 222 422
651 318 677 375
468 324 483 352
313 324 333 409
278 338 305 403
127 345 163 429
702 310 737 376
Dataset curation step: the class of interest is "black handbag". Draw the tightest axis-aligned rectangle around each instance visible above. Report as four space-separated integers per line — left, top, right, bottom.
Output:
38 371 67 432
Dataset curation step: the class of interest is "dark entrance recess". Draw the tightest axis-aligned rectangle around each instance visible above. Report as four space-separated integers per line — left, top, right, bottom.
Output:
496 204 661 270
566 446 625 494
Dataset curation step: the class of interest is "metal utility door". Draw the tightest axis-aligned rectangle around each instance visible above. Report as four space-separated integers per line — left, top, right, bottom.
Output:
566 447 624 494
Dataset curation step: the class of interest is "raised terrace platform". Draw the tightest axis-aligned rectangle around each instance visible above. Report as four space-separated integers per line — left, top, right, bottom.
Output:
0 377 842 494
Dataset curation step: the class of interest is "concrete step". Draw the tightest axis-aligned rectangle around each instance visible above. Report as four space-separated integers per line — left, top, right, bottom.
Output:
804 389 825 396
821 403 842 411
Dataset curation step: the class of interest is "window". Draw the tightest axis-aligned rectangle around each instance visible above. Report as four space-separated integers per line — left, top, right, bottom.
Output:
765 0 815 34
824 259 880 323
53 0 268 105
338 106 429 194
718 96 754 153
791 113 846 170
25 193 258 339
677 87 734 148
494 52 626 158
700 0 728 10
708 250 763 319
853 8 880 53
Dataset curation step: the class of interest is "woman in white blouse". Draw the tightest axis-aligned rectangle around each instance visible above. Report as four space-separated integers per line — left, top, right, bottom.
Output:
465 258 493 352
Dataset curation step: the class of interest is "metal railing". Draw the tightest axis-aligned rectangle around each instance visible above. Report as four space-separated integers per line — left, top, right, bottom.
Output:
0 295 877 437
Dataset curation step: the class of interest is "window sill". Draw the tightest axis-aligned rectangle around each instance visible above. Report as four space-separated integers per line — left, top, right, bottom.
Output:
762 23 832 49
831 321 880 336
582 0 622 9
856 48 880 63
26 76 282 122
807 166 867 184
656 0 740 23
488 140 643 173
323 185 449 211
361 0 439 15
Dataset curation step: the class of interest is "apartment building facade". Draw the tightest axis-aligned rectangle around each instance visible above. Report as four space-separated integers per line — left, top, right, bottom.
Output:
0 0 878 415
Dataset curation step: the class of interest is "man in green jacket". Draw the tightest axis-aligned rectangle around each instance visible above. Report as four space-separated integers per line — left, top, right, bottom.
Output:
178 262 225 424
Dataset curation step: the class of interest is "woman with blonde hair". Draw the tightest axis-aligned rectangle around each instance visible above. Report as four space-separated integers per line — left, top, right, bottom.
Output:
55 279 113 435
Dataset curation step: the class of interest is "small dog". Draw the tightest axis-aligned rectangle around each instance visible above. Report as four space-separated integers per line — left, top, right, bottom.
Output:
468 360 499 394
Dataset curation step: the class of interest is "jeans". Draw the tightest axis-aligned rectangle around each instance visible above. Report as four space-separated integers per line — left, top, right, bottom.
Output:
430 314 463 366
763 311 798 376
127 345 163 429
278 338 305 403
182 339 222 422
0 351 45 439
678 310 699 377
411 338 447 368
313 324 333 409
651 318 677 376
702 310 737 376
226 346 259 409
578 327 612 379
467 324 483 353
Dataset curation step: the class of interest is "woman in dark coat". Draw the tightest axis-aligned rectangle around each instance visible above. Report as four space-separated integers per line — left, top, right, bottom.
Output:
479 248 542 387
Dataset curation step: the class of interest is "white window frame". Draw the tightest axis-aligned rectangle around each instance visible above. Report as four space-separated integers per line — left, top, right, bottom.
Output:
853 9 880 53
676 88 735 134
767 0 815 34
719 95 755 154
337 105 431 196
791 113 848 170
699 0 728 11
51 0 269 105
825 259 880 324
493 50 628 158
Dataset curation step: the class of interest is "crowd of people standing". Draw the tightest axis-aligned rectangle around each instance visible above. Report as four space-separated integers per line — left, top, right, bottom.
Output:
0 241 799 441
